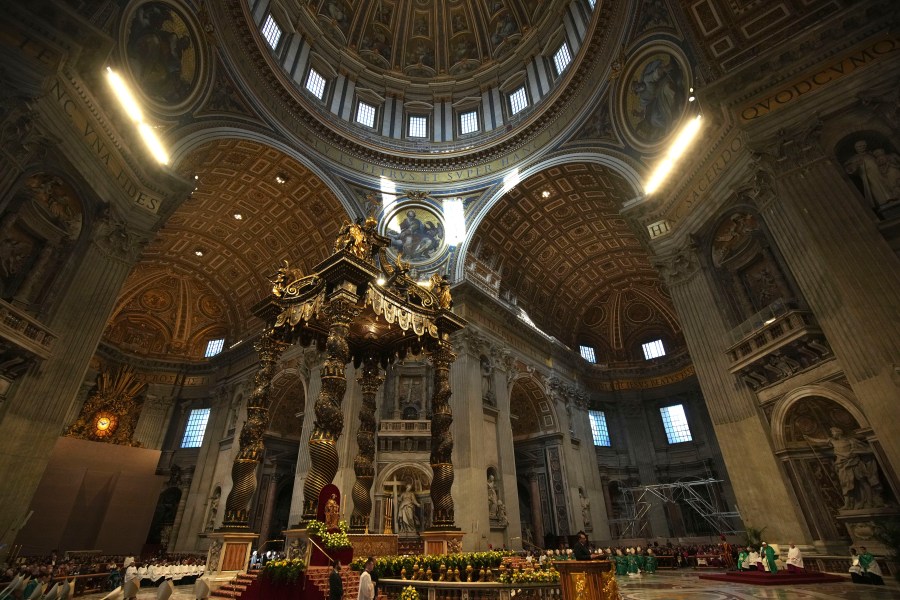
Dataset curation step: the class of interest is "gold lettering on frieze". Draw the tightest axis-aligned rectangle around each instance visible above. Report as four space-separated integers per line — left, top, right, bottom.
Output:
674 133 744 219
739 35 900 123
595 364 696 391
48 78 162 214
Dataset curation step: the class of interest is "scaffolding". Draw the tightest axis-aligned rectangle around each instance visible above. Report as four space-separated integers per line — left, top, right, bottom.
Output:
612 478 741 539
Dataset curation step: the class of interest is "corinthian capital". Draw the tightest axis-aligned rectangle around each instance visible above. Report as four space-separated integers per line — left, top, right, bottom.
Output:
652 240 701 288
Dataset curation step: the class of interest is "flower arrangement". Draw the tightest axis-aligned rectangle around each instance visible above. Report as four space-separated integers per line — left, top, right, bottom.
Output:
399 585 420 600
350 551 511 579
307 519 351 549
498 565 559 584
260 558 307 584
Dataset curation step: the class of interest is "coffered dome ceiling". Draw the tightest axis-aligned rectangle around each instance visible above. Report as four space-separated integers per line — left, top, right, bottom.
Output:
304 0 547 80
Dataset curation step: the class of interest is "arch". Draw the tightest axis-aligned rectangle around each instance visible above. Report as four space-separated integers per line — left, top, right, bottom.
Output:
168 127 359 220
267 368 306 439
375 461 433 492
509 375 559 438
770 383 868 451
453 151 644 281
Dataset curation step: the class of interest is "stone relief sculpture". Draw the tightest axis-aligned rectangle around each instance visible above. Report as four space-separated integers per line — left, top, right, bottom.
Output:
805 427 885 510
481 355 495 404
579 487 592 531
205 488 220 532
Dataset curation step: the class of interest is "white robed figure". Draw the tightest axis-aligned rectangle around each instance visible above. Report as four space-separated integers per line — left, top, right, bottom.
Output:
786 544 804 573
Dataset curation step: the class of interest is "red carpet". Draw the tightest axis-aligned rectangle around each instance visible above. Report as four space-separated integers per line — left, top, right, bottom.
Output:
698 570 847 586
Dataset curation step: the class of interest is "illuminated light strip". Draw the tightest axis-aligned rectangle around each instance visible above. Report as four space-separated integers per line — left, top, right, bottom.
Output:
643 114 703 196
105 67 169 165
443 197 466 246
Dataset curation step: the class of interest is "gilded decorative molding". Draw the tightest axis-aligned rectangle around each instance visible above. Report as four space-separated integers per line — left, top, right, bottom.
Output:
66 366 146 446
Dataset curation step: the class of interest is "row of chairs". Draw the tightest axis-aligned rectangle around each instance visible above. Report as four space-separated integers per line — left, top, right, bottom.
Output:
0 575 76 600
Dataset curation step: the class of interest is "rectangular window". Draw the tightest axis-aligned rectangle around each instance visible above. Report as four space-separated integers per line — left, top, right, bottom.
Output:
642 339 666 360
408 115 427 138
205 338 225 358
261 14 282 50
589 410 611 446
460 110 479 135
579 345 596 363
305 68 326 100
356 101 376 128
660 404 693 443
553 43 572 75
509 86 528 115
181 408 211 448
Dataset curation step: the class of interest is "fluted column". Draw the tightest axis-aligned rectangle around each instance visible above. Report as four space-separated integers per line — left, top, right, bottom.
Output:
301 299 358 522
429 340 458 529
222 331 287 529
0 212 147 554
528 474 544 547
350 357 382 532
167 473 193 553
752 131 900 469
655 242 808 542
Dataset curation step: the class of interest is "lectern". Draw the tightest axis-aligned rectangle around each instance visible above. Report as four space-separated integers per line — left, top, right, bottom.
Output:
554 560 619 600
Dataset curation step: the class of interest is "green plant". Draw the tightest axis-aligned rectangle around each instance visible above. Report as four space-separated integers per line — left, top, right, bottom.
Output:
742 526 767 548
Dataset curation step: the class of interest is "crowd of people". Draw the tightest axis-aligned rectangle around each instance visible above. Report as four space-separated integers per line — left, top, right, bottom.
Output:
0 552 206 596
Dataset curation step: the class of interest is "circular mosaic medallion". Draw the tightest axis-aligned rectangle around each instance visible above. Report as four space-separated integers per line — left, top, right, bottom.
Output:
123 1 202 110
616 42 691 151
382 203 447 268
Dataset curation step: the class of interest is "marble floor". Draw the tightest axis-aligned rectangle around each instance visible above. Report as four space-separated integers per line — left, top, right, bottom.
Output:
78 572 900 599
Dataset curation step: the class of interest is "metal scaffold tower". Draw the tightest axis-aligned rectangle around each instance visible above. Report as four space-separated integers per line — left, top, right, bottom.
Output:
612 478 741 539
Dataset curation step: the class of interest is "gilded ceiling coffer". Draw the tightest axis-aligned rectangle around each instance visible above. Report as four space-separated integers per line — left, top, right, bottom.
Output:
248 214 465 533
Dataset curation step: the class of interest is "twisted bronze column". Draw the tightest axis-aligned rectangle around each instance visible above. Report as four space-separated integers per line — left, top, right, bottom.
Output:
350 356 383 532
222 331 286 528
429 340 458 529
301 299 359 522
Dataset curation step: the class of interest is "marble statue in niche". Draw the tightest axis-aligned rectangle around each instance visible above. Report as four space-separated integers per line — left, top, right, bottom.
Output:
487 470 508 527
205 488 220 531
579 487 592 531
841 136 900 217
805 427 885 510
397 483 420 532
481 355 495 405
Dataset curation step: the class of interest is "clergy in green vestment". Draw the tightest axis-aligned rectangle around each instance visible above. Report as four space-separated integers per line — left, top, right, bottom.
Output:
635 547 645 572
614 550 627 576
626 549 640 575
761 542 777 574
644 550 657 574
858 546 884 585
737 548 749 571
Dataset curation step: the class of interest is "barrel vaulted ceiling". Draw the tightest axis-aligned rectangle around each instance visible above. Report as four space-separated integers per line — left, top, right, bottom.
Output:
467 162 683 362
103 139 349 360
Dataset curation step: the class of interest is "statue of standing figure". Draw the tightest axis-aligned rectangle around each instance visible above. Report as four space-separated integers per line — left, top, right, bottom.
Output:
397 484 420 533
487 473 499 518
805 427 884 510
